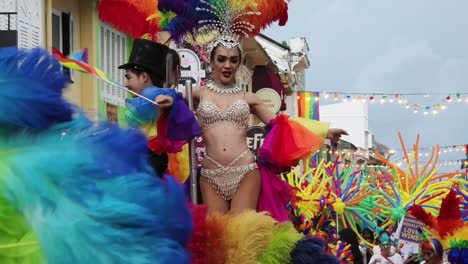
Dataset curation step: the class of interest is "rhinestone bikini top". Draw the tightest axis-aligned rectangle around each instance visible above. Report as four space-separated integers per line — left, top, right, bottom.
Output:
196 83 250 129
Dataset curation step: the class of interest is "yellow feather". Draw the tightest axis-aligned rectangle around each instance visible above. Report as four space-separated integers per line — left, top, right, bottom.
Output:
225 211 277 264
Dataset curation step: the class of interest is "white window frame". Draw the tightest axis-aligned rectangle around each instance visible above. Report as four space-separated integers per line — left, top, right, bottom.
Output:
69 14 75 81
51 9 62 51
52 9 75 81
99 23 127 107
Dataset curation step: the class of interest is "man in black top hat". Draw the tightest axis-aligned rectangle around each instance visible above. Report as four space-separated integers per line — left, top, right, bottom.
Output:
119 38 175 104
118 38 182 177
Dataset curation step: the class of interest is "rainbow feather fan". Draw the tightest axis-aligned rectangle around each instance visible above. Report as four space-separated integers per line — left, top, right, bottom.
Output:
0 47 193 263
185 207 342 264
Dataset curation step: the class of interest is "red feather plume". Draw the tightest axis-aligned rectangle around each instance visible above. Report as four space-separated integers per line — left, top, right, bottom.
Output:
409 204 437 229
410 189 464 240
436 189 464 238
187 205 208 264
98 0 161 40
238 0 289 36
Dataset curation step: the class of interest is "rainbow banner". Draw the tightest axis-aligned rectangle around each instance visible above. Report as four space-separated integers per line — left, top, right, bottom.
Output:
297 91 322 170
297 91 320 120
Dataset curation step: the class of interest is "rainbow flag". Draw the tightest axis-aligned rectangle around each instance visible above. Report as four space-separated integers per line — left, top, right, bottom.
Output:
52 48 118 85
53 48 153 103
297 91 320 120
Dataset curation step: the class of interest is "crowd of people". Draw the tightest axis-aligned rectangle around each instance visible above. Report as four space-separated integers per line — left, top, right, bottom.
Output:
338 227 454 264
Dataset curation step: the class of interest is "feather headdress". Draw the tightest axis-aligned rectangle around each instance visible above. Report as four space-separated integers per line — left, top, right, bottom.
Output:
410 189 468 264
158 0 289 51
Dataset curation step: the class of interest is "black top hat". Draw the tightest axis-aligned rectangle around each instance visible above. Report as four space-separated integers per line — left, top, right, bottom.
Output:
118 39 169 80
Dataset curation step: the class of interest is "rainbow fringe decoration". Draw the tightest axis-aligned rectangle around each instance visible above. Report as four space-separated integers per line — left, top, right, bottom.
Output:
0 47 193 263
187 206 340 264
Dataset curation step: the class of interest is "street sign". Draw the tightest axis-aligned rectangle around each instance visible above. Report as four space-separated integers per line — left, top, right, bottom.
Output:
177 48 206 92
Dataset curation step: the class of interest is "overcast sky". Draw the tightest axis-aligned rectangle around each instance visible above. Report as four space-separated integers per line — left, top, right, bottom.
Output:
264 0 468 172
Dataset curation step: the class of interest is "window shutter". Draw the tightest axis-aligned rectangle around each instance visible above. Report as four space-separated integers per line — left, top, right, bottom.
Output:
0 0 16 30
99 23 127 107
0 0 17 47
99 25 106 101
17 0 43 48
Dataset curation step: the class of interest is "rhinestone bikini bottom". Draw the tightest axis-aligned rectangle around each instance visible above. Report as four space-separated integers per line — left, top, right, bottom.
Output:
201 149 258 200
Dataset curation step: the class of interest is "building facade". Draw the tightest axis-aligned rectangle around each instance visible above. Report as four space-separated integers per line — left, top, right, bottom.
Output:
1 0 311 127
320 101 392 167
0 0 131 123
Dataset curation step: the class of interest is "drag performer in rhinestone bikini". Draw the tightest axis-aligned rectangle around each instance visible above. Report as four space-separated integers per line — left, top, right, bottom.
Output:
158 0 348 219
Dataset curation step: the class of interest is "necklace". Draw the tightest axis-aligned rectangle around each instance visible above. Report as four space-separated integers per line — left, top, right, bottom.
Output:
206 81 242 95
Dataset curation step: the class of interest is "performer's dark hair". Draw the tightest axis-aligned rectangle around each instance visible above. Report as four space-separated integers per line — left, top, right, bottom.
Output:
209 46 242 62
339 228 364 264
128 49 181 87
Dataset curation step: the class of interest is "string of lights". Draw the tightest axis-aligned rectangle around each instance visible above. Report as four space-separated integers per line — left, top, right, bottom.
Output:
317 145 466 158
299 91 468 116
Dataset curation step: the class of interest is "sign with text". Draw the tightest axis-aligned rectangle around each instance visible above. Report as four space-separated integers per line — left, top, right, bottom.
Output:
399 216 424 243
255 88 281 114
247 126 265 156
177 48 205 93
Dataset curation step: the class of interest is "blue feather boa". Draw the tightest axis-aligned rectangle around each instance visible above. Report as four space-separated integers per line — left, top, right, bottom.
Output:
0 47 73 130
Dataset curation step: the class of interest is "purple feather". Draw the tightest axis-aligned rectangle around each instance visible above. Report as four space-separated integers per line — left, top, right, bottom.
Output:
158 0 218 43
291 237 340 264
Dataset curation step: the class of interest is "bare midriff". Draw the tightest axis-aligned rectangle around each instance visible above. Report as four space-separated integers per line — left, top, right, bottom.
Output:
195 86 255 168
201 124 255 169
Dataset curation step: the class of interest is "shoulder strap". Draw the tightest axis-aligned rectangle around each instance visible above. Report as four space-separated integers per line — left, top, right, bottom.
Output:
199 86 204 103
381 255 395 264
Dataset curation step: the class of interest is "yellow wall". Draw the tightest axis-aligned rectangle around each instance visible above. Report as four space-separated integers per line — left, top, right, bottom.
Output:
44 0 97 118
78 0 98 118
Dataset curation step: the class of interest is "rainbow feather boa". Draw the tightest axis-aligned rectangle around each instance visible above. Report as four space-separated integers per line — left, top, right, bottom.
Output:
0 47 193 263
